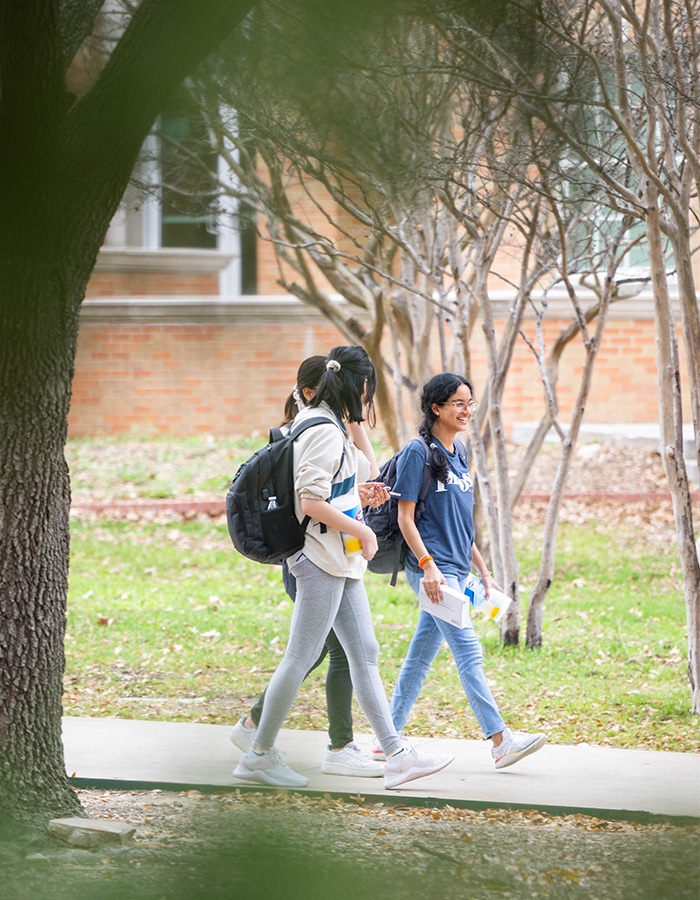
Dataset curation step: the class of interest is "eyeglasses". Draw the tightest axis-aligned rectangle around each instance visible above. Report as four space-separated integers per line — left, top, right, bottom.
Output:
443 399 479 412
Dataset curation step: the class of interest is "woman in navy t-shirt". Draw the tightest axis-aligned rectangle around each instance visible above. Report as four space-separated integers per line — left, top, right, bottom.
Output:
382 373 546 770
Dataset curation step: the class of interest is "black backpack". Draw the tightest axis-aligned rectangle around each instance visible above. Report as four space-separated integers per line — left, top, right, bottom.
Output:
364 437 434 585
226 416 343 565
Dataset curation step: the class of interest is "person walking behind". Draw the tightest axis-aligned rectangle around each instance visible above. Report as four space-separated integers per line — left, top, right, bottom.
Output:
230 355 384 778
232 346 454 789
377 373 546 770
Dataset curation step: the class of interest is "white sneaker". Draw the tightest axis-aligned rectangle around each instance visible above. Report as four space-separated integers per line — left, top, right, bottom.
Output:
321 742 384 777
233 747 308 788
384 744 454 790
371 731 404 762
492 728 546 770
229 715 257 753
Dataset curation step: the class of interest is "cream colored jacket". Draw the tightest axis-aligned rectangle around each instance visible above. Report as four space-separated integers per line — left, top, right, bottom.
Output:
291 402 370 578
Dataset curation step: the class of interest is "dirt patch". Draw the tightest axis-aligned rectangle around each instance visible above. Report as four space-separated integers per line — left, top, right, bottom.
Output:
508 441 677 494
68 440 696 548
67 437 695 507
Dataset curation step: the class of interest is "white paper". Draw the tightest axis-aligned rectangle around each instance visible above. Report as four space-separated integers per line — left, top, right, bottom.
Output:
418 581 471 629
476 585 512 623
418 579 513 626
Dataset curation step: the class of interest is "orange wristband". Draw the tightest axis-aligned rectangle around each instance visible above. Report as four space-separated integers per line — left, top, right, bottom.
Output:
418 555 434 569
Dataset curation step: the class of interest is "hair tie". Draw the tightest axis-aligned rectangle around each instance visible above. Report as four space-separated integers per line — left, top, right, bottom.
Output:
326 359 341 372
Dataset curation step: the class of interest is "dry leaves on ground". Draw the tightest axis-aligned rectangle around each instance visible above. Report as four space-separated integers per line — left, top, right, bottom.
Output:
24 787 688 900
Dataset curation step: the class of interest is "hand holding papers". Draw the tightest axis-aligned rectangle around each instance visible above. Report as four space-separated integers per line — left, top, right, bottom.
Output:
418 581 471 628
418 576 512 628
465 573 512 623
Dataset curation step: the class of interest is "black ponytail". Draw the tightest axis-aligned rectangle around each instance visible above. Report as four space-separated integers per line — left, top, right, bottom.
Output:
309 346 376 424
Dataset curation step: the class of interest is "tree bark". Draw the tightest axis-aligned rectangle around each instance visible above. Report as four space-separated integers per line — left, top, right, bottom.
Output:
479 278 524 646
671 226 700 487
0 265 83 830
0 0 258 830
645 194 700 714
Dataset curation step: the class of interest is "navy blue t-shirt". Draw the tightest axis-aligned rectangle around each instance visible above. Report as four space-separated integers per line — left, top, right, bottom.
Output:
393 436 475 578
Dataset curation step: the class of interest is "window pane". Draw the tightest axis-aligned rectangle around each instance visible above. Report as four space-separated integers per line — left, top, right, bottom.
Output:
160 96 218 250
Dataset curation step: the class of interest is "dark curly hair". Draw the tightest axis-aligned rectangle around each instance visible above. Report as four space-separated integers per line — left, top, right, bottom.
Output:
418 372 474 484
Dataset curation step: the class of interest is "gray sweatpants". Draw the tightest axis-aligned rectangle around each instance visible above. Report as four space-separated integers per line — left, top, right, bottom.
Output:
254 554 403 756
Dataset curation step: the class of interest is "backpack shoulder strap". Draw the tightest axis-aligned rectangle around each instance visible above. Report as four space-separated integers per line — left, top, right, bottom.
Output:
288 417 346 538
454 439 468 463
416 435 434 505
288 415 339 439
266 417 339 518
290 415 346 478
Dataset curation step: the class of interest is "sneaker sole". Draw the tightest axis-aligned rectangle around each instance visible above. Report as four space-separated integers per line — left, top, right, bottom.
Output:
384 754 454 790
232 764 308 788
229 728 253 754
321 762 384 777
494 734 547 770
371 751 386 762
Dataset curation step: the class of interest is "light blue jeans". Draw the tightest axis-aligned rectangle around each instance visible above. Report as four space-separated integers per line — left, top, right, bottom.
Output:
389 566 506 740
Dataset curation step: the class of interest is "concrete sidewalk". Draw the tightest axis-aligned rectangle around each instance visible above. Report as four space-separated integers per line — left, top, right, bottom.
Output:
62 717 699 822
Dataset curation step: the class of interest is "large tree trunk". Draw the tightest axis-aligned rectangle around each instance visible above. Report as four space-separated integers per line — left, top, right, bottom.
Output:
0 0 258 832
0 266 83 830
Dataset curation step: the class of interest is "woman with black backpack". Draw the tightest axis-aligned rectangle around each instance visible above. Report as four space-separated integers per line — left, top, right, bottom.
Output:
230 355 384 778
233 346 454 789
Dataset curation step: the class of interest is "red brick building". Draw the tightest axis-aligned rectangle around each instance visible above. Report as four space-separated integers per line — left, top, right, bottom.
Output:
67 9 694 445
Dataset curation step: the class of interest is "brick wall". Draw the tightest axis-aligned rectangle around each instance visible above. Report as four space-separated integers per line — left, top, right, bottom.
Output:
86 272 219 298
466 318 673 425
68 316 344 436
67 299 690 438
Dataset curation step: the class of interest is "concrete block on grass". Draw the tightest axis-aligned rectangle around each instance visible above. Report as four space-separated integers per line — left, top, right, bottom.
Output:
23 853 51 868
49 817 136 848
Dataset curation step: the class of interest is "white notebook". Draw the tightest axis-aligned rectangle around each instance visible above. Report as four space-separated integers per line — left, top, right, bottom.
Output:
418 581 471 628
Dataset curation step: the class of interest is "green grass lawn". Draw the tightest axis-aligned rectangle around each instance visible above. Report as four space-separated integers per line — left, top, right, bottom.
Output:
64 515 698 753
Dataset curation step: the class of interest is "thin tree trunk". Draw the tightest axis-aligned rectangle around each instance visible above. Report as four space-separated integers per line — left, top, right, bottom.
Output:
479 275 523 645
469 429 501 573
671 227 700 480
645 195 700 713
364 310 400 452
510 417 552 504
475 208 533 645
525 293 611 647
